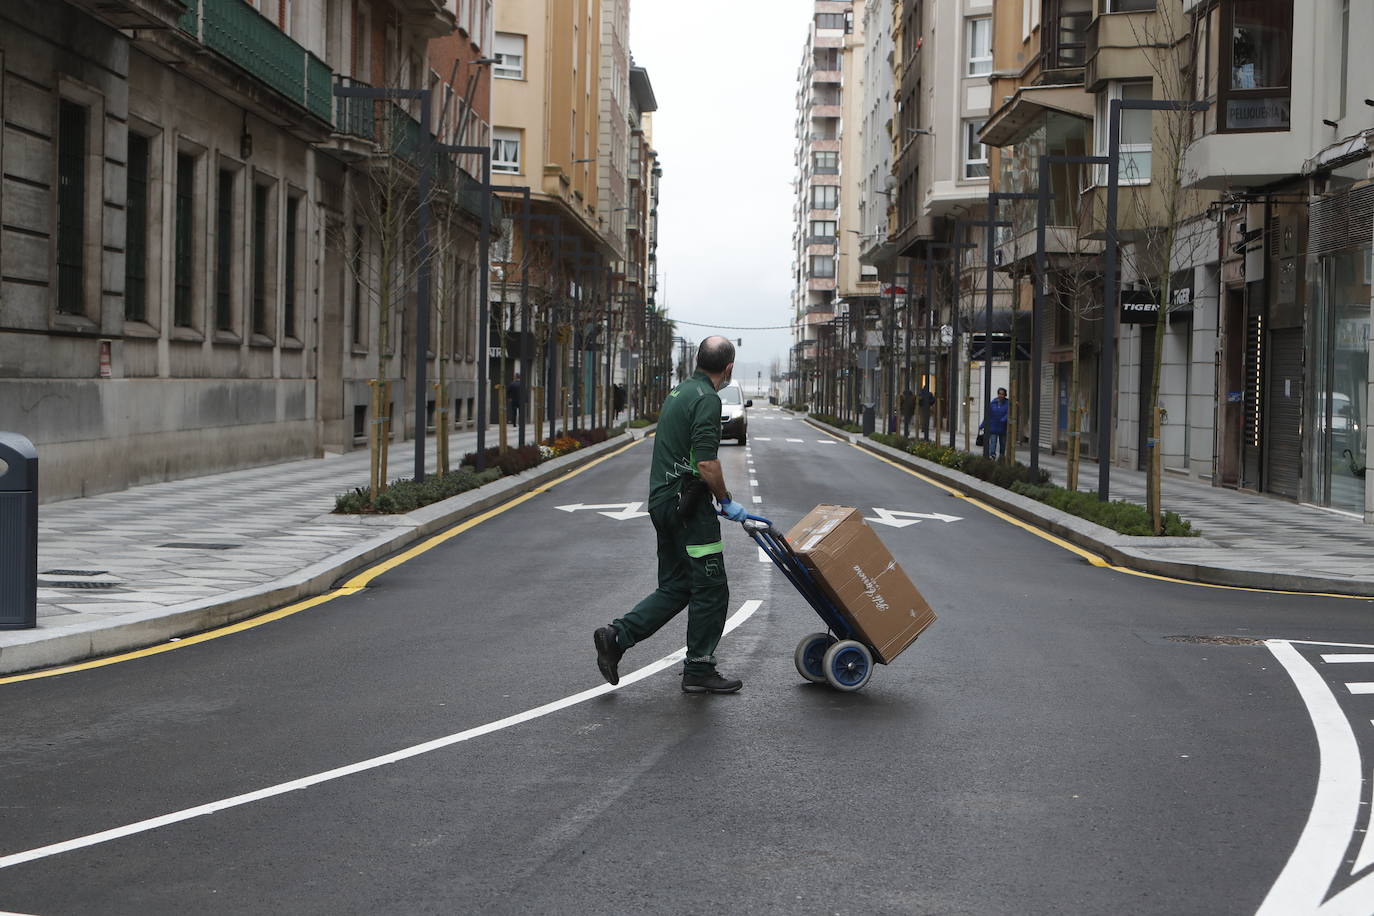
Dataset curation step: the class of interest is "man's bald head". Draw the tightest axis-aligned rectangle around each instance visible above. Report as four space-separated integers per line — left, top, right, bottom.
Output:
696 336 736 374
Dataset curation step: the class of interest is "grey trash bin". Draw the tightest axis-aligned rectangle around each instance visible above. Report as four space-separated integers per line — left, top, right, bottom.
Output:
0 433 37 630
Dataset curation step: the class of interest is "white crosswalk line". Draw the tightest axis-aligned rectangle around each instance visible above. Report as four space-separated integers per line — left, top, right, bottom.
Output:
1321 654 1374 664
1345 683 1374 694
750 479 758 486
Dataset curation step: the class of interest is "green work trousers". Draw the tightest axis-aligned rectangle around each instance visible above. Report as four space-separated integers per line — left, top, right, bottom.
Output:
613 499 729 675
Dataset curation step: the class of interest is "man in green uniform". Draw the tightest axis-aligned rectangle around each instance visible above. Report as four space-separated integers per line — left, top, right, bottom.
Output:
594 336 749 694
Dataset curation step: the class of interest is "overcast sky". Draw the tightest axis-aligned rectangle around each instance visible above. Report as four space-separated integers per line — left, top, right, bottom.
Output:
629 1 806 391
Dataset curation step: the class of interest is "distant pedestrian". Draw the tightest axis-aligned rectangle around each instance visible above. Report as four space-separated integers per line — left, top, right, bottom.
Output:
900 389 916 438
980 387 1009 459
594 336 747 694
918 385 936 440
613 383 626 418
507 374 523 424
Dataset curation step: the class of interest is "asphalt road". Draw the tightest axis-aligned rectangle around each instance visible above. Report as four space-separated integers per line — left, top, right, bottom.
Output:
3 406 1374 915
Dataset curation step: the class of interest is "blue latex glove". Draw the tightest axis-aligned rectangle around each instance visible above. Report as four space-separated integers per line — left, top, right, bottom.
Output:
719 498 748 523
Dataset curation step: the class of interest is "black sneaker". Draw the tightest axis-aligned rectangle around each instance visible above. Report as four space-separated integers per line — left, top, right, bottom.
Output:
681 671 743 694
594 626 624 685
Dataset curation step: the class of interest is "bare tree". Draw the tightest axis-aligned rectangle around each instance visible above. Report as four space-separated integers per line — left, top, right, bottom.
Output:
1124 1 1215 531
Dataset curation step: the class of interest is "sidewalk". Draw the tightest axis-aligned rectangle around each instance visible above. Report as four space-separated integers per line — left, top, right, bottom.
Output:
1030 450 1374 589
807 415 1374 596
0 419 635 675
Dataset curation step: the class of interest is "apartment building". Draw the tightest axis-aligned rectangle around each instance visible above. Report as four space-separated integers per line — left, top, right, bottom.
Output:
790 1 850 409
880 0 998 444
1182 0 1372 522
0 0 497 501
623 66 660 408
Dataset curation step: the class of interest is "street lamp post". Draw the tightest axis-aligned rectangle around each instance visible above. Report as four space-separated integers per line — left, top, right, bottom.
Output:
1030 153 1108 481
434 142 492 471
1096 97 1207 500
979 193 1033 458
334 81 437 481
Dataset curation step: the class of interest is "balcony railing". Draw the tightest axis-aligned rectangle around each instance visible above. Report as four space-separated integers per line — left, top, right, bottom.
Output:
178 0 332 122
1044 10 1091 72
332 77 376 141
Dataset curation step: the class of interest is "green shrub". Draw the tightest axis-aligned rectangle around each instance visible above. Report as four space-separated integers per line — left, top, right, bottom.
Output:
869 432 1048 487
334 467 502 515
1010 482 1197 537
783 402 807 413
628 417 653 428
809 412 862 433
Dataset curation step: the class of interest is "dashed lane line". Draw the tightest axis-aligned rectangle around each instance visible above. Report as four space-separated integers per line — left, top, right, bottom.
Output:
0 600 765 871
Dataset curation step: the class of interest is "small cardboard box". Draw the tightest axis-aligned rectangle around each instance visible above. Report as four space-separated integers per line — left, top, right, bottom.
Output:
785 505 936 664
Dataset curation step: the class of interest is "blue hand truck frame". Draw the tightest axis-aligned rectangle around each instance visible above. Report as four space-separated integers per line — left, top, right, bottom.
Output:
733 511 882 691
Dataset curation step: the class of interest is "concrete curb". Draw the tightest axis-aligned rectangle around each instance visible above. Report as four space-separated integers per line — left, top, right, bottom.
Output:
0 433 640 676
802 416 1374 598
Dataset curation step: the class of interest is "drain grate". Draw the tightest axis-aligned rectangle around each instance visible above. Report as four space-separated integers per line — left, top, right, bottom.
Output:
1164 635 1263 646
42 569 108 577
157 542 241 550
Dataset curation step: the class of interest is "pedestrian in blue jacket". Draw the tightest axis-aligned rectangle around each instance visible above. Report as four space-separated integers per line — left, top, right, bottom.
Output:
981 388 1010 459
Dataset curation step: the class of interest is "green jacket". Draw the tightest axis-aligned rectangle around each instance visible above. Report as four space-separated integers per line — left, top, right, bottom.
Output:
647 370 722 510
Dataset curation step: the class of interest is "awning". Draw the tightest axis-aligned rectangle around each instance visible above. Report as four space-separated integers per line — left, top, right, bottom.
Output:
980 84 1094 148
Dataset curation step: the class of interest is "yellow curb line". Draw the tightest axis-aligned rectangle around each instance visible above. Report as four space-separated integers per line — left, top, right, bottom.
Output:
839 434 1373 601
1 438 644 686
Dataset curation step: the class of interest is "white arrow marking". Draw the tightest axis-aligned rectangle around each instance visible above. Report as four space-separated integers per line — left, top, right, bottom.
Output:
554 502 650 521
864 508 964 528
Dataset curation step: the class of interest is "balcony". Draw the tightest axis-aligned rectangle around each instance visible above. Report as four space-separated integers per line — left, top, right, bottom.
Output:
1085 11 1157 92
177 0 333 126
810 104 843 120
67 0 187 29
399 0 458 40
812 69 842 85
1042 7 1091 78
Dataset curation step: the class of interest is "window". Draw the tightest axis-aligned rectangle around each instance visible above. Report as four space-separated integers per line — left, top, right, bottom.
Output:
215 168 237 333
811 184 838 210
174 152 197 328
251 182 273 339
964 120 989 179
1095 81 1153 184
494 32 524 80
1220 0 1292 131
810 220 837 240
809 255 835 278
1106 0 1155 10
814 48 840 71
125 133 150 323
56 100 88 316
813 150 839 173
967 17 992 76
351 223 365 347
284 195 300 340
816 12 845 30
492 127 521 173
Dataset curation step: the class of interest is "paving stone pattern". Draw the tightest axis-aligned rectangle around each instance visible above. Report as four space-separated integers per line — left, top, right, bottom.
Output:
26 425 530 628
1032 453 1374 582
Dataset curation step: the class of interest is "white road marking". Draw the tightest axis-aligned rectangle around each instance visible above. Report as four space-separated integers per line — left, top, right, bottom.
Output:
1355 767 1374 873
1343 683 1374 694
757 547 769 562
1322 654 1374 664
818 440 838 444
786 438 803 443
752 496 762 504
750 479 758 487
1257 640 1369 915
755 437 771 441
0 601 766 871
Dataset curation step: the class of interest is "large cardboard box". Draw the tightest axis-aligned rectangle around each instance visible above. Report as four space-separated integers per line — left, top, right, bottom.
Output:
785 505 936 664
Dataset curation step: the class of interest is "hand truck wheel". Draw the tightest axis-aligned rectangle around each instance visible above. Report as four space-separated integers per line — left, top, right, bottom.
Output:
793 632 834 684
822 640 874 692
